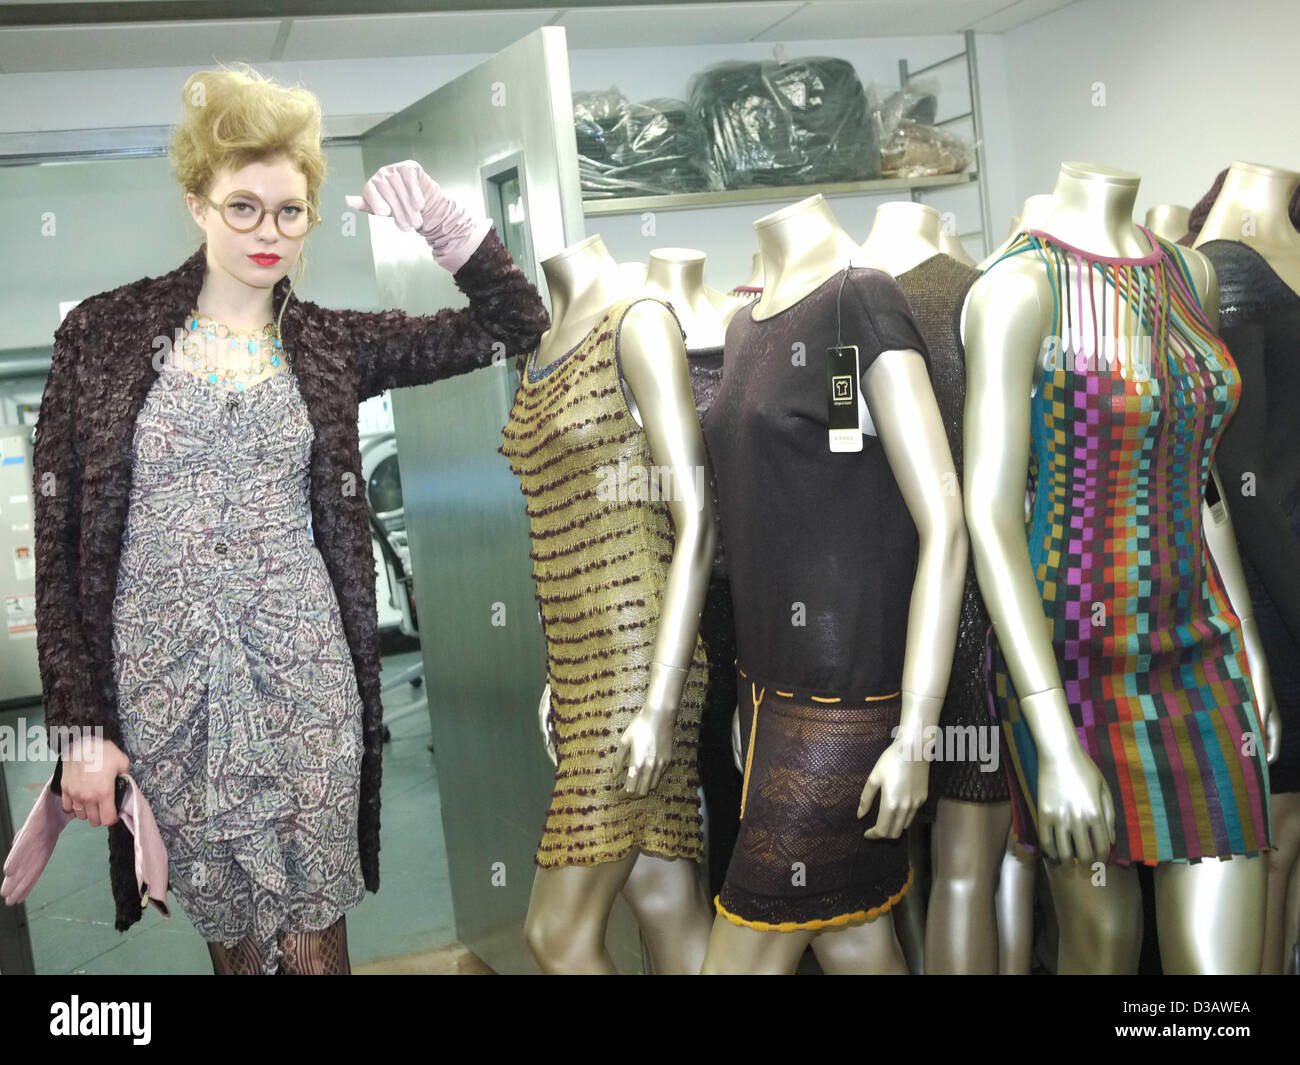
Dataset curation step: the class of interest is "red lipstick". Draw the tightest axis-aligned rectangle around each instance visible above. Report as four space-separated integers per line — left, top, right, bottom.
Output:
249 254 281 266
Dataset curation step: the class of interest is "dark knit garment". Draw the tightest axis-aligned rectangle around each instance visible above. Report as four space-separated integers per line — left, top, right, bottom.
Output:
702 267 930 697
33 227 549 930
896 254 1009 809
1200 239 1300 792
685 343 739 898
701 267 931 927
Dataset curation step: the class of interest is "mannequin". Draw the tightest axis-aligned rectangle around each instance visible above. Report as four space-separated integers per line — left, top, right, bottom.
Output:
862 200 1014 975
1144 203 1191 243
963 160 1277 974
977 194 1054 270
1195 160 1300 974
940 231 977 267
640 247 746 347
504 233 716 974
700 195 967 974
860 201 944 274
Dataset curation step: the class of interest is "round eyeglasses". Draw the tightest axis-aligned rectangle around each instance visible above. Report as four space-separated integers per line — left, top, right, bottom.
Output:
199 189 321 239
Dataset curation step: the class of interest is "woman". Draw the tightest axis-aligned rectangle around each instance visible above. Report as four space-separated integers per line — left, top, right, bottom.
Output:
33 63 548 974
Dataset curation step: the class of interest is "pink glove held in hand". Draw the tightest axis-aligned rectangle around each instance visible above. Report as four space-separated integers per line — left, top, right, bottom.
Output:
345 159 493 274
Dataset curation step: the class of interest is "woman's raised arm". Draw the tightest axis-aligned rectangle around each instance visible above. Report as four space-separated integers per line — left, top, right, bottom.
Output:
339 161 550 399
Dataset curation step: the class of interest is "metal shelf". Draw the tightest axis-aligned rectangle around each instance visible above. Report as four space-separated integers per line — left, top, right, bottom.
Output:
582 170 976 217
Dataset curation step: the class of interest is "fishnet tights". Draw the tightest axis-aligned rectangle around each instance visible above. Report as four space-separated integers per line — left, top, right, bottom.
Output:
206 916 351 975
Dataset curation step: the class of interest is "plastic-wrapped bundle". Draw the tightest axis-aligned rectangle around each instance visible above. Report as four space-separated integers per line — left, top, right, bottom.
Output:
872 82 973 179
574 90 721 198
573 87 630 166
688 57 880 188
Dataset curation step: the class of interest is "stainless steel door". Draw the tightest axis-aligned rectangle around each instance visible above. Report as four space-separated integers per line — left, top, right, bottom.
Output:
359 26 644 974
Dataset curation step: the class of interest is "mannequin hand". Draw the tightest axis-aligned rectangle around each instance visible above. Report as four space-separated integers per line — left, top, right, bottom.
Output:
858 737 928 839
1036 742 1116 863
344 159 491 273
1241 628 1281 764
60 736 130 828
537 683 557 767
615 704 676 797
731 704 743 773
1263 697 1282 768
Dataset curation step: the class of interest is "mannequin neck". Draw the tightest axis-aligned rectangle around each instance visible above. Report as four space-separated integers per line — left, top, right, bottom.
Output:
1197 162 1300 252
752 196 865 319
536 236 626 364
643 250 726 349
860 202 943 276
1145 204 1190 242
644 251 708 311
1036 163 1150 258
541 236 624 327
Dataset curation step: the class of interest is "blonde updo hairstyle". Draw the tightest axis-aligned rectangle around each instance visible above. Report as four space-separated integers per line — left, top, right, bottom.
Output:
169 61 326 338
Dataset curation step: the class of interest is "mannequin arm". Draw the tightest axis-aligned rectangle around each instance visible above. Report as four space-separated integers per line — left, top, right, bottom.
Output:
612 298 717 797
1193 264 1281 761
1203 465 1280 762
961 263 1115 863
341 227 550 400
856 348 966 838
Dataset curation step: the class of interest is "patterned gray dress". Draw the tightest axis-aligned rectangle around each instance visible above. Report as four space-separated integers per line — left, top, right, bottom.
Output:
111 361 366 974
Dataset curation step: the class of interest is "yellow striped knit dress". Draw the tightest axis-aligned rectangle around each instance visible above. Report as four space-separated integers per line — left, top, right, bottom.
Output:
499 296 707 867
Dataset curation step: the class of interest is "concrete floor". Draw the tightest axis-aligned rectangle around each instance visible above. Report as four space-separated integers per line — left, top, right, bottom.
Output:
2 650 463 974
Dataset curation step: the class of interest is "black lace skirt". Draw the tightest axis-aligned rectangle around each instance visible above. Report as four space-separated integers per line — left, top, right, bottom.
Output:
716 665 913 930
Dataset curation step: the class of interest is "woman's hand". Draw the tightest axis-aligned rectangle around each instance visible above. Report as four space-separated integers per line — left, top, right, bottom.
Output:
60 736 130 828
615 705 676 797
344 159 491 273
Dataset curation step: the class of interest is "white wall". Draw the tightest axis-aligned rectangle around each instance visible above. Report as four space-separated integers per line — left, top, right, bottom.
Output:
997 0 1300 222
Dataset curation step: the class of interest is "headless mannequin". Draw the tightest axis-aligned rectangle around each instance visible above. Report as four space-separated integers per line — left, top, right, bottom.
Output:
862 200 1013 974
702 194 967 974
1198 161 1300 288
963 161 1276 973
1144 204 1191 243
940 231 977 267
861 200 944 274
1195 160 1300 974
521 234 716 974
978 194 1055 271
640 248 746 347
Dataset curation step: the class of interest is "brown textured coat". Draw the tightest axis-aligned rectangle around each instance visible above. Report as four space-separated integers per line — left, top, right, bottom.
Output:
33 227 549 931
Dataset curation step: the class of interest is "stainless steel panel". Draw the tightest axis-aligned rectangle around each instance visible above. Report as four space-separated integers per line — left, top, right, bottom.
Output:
360 26 644 974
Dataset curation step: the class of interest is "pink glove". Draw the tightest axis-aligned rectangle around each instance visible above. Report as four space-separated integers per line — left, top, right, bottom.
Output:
345 159 492 274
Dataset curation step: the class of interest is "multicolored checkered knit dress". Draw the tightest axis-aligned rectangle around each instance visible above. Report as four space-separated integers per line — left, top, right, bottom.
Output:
986 225 1272 865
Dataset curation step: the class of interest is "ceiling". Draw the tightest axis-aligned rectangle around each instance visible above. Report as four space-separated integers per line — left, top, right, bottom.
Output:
0 0 1078 71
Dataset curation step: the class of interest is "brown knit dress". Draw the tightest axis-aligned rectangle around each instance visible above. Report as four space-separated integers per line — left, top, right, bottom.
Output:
499 296 707 867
